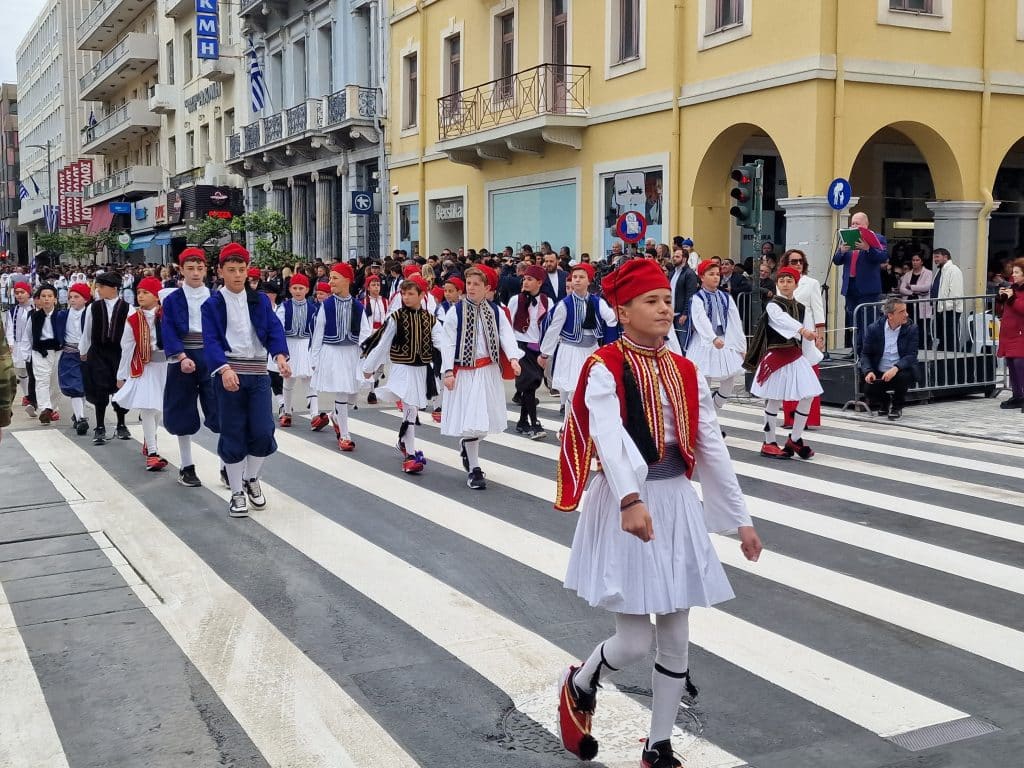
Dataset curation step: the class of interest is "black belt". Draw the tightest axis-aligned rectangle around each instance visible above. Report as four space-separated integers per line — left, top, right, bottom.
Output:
647 443 689 481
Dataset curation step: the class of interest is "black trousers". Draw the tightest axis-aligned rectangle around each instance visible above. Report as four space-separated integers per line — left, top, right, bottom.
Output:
25 359 36 408
515 344 543 426
935 311 962 352
863 368 915 410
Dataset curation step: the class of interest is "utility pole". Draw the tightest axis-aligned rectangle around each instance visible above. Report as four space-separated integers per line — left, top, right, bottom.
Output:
26 139 54 229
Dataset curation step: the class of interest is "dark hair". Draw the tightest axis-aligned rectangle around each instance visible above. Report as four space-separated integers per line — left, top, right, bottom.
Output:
933 248 951 259
400 279 423 294
34 283 57 299
782 248 809 274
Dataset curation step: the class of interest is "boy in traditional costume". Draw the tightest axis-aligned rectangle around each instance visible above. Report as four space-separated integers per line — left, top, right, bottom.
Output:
507 265 552 439
161 247 219 486
29 285 61 424
201 243 291 518
276 272 316 427
79 271 131 445
5 281 32 411
555 258 762 768
361 273 388 405
361 279 445 473
57 282 91 435
439 266 522 489
685 261 746 429
113 277 168 471
742 265 823 459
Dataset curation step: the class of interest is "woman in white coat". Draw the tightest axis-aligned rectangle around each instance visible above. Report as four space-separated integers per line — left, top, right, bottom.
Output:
781 249 825 429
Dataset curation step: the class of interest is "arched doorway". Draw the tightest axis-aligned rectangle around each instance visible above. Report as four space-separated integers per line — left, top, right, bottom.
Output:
690 123 790 272
990 138 1024 284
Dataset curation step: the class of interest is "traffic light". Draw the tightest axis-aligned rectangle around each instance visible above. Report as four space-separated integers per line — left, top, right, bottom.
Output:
729 164 756 228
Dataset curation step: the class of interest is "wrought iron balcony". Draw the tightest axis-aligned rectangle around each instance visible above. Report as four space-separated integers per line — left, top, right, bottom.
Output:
323 85 379 128
228 133 241 161
438 63 589 141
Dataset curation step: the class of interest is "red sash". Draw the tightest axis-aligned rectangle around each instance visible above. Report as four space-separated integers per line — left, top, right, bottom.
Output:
755 345 802 385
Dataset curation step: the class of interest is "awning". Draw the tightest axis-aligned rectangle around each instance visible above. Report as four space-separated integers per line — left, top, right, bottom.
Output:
152 232 173 246
129 234 155 250
86 205 115 235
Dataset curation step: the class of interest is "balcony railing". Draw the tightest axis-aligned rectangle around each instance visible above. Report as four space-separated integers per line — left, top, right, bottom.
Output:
170 167 203 189
81 100 159 152
82 165 162 201
78 0 120 42
239 0 261 13
438 63 589 141
79 33 158 95
228 133 241 160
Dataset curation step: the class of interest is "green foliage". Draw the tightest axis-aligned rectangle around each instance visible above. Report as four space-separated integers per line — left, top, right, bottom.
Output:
230 210 294 270
33 230 114 265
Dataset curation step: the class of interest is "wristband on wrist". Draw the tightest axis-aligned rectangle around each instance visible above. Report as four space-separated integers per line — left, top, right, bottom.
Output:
620 498 643 511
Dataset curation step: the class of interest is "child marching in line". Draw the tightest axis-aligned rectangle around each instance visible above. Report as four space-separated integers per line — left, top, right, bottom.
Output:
387 266 438 317
539 263 617 438
57 283 91 435
314 281 331 304
742 265 824 459
79 271 131 445
113 277 168 471
361 279 445 474
309 262 370 451
276 272 316 427
685 261 747 432
201 243 291 518
260 280 286 416
5 281 32 412
508 265 552 439
361 273 387 405
161 248 220 487
439 266 522 489
29 284 61 424
555 259 762 767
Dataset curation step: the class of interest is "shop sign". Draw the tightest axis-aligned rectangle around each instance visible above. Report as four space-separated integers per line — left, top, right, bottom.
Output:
435 199 463 222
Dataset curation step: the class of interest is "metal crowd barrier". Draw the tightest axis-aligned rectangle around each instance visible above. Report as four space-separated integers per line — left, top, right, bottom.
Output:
848 294 1001 407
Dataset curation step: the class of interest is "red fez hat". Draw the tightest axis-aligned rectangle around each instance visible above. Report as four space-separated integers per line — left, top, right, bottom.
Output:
776 266 801 284
601 259 670 307
430 285 445 303
402 263 421 278
219 242 250 264
571 263 595 281
137 277 163 298
445 276 465 292
316 281 331 293
247 267 262 279
697 260 720 278
477 265 499 291
69 282 92 300
410 275 429 292
365 273 381 284
13 281 31 294
290 273 310 289
524 265 546 283
178 247 207 265
330 262 354 281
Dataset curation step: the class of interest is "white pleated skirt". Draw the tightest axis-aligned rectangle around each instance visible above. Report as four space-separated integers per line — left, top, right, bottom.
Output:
113 362 166 411
440 364 508 438
286 337 313 379
312 344 365 395
564 472 736 616
685 342 744 380
375 362 432 409
749 356 824 401
551 344 596 394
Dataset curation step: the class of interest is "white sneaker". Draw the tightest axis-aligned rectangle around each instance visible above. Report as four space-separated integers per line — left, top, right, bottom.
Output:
228 491 249 518
244 478 267 509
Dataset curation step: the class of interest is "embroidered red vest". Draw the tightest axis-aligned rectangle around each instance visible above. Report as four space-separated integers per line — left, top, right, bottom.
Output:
555 338 700 512
127 310 160 378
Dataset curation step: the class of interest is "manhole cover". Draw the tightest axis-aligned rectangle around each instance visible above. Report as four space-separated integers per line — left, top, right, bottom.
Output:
498 682 705 759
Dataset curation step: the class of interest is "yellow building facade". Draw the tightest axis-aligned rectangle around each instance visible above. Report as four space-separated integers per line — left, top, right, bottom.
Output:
387 0 1024 295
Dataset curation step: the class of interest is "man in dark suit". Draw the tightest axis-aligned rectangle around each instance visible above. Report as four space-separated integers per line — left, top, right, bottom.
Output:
669 246 699 352
539 252 567 302
857 297 917 419
833 211 889 353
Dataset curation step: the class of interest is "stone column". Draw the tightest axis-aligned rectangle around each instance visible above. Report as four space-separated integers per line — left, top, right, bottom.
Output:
925 200 987 296
337 164 349 260
270 185 291 254
777 196 840 287
312 171 335 262
290 178 309 259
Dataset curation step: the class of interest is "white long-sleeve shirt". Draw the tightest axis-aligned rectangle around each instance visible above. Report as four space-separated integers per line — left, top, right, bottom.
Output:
221 286 265 360
688 291 747 355
5 303 32 365
539 294 617 357
439 302 522 373
63 307 86 348
78 297 121 358
506 292 548 345
116 308 160 381
182 283 210 333
360 312 446 375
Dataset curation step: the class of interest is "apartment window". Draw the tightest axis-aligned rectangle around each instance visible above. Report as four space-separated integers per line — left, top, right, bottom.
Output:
445 34 461 96
497 13 515 101
318 25 333 94
182 31 193 81
889 0 932 10
165 41 175 85
714 0 742 29
200 124 210 164
186 131 195 169
403 53 418 129
618 0 640 62
167 136 176 175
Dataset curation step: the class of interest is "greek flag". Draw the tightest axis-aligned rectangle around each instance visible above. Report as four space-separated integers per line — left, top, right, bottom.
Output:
247 36 268 115
44 205 59 234
18 181 29 200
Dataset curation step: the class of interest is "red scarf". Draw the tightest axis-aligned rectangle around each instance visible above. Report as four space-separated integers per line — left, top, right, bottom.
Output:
555 336 699 512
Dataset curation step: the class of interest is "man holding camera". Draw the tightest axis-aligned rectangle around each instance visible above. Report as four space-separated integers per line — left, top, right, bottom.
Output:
858 297 918 420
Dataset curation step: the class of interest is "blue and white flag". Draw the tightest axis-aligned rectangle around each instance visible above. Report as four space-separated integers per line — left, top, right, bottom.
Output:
44 205 59 234
247 36 268 115
87 109 98 127
18 181 29 200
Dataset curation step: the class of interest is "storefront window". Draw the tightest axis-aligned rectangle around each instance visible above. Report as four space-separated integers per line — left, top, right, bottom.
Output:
398 202 420 257
490 181 577 254
600 167 663 258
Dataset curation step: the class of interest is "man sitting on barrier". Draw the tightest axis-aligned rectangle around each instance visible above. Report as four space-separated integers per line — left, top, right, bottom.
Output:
858 297 918 420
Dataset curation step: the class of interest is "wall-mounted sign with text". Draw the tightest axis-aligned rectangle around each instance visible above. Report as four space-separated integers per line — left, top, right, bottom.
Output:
196 0 220 60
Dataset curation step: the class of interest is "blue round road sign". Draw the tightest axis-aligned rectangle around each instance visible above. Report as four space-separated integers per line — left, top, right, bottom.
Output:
827 178 852 211
615 211 647 244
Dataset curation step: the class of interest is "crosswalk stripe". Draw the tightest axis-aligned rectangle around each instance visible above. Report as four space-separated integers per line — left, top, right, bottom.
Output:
519 409 1024 545
715 415 1023 478
288 417 973 737
144 429 747 768
365 409 1024 672
13 430 420 768
0 582 71 768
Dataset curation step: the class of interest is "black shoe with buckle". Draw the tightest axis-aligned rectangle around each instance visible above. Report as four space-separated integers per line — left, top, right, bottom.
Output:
641 738 683 768
467 467 487 490
178 465 202 487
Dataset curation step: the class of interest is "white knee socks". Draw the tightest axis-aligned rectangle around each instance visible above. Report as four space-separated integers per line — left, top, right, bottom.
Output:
763 398 782 443
650 610 692 744
575 613 653 693
71 396 85 421
225 461 246 494
245 454 265 481
462 436 481 470
712 376 736 415
141 409 159 454
178 435 194 467
401 403 418 453
790 396 813 442
333 399 349 439
283 377 295 415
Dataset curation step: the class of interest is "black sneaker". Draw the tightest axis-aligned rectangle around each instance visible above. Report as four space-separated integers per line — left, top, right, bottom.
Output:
244 478 267 509
367 391 378 405
512 392 522 405
178 465 202 487
641 739 682 768
228 491 249 518
515 422 531 436
75 417 90 436
115 424 131 440
459 439 470 472
999 397 1024 409
220 467 230 489
467 468 487 490
92 426 107 445
888 407 903 421
559 404 565 416
529 425 547 440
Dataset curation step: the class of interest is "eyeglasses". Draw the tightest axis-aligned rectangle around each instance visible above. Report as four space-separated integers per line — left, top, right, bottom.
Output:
788 259 803 264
